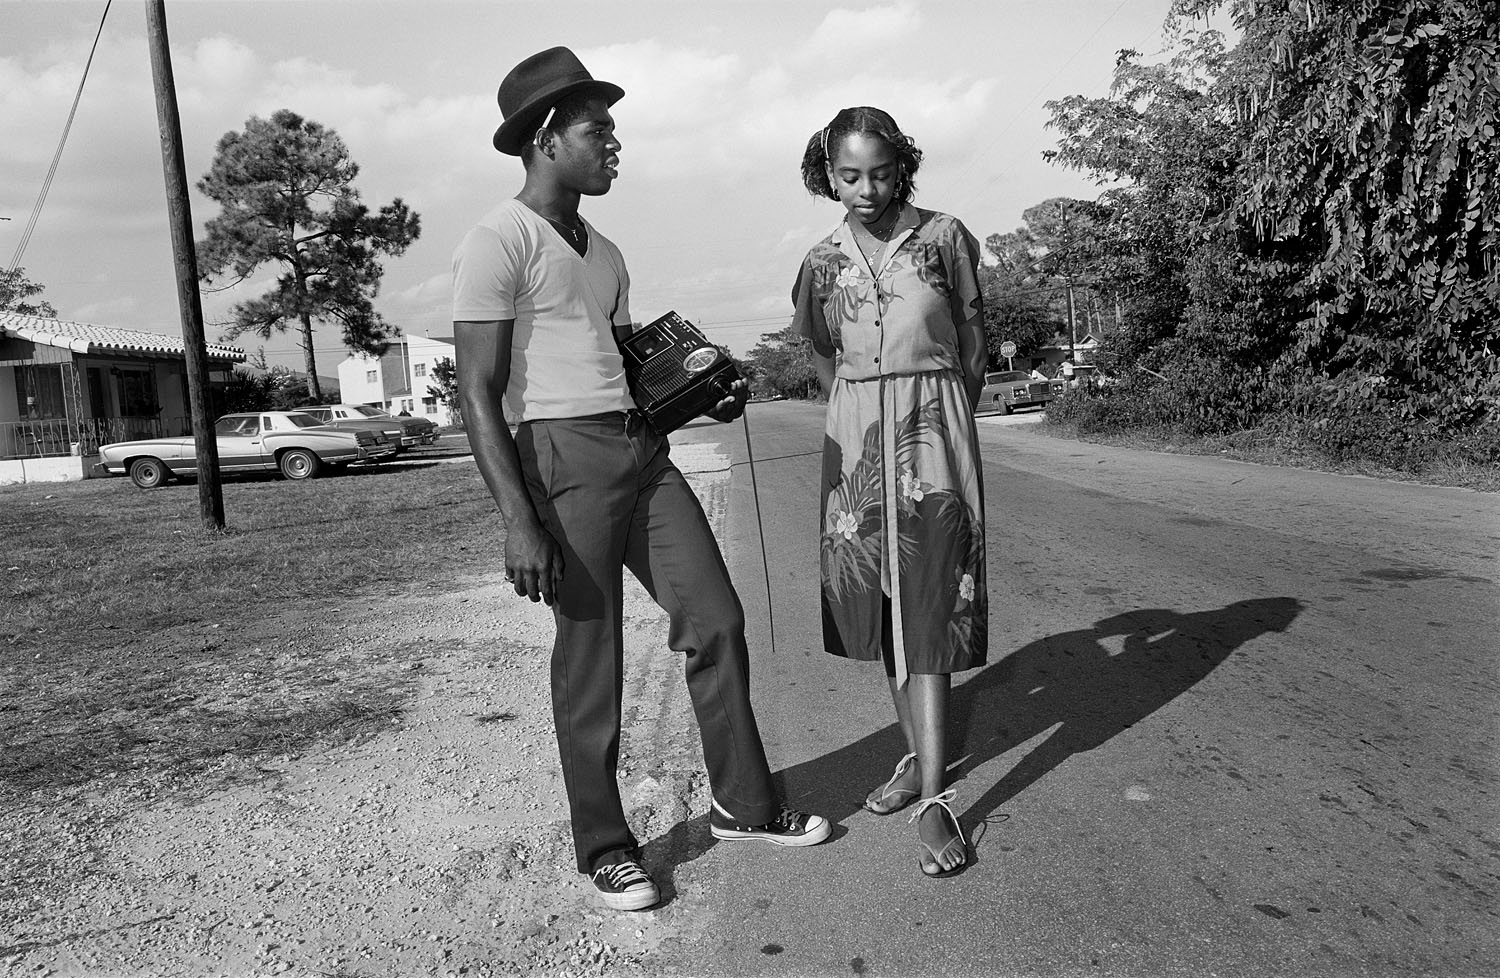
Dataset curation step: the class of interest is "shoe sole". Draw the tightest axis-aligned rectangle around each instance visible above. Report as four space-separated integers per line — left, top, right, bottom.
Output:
710 818 832 847
863 792 918 816
597 886 660 911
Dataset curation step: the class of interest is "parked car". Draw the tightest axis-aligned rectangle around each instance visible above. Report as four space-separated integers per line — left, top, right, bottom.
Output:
302 404 439 446
296 405 411 453
94 411 396 488
975 370 1051 415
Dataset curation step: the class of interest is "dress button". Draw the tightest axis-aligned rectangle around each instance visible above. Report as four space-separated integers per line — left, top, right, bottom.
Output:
873 356 880 363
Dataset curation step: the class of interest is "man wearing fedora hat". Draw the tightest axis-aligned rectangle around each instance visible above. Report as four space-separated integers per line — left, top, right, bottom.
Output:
452 47 829 913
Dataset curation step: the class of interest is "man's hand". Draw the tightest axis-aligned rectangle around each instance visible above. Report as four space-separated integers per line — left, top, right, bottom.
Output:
705 378 751 423
503 518 565 605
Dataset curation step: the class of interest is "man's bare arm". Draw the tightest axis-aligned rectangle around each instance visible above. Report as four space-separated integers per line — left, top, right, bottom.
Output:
454 320 564 605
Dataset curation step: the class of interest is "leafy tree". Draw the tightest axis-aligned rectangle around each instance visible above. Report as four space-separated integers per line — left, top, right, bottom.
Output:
196 109 421 402
981 197 1119 366
427 356 462 427
212 371 276 415
977 260 1056 367
1048 4 1499 431
1046 35 1249 378
1174 0 1499 426
0 267 57 317
742 326 819 399
266 367 323 411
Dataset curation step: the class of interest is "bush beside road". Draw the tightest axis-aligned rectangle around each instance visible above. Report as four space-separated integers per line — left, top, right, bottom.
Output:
1041 388 1500 493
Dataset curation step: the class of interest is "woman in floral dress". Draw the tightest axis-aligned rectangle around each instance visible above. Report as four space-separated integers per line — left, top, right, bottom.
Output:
791 107 988 878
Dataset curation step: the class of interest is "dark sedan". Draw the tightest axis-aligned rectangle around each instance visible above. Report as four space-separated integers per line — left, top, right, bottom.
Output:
975 370 1051 415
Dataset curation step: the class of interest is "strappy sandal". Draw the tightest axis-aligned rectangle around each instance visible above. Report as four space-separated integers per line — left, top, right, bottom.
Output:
864 751 920 815
909 789 969 879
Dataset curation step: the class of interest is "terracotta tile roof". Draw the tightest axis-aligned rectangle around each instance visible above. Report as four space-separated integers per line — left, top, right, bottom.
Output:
0 312 245 361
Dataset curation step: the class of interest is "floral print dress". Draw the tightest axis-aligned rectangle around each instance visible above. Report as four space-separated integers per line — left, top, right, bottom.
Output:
790 205 987 686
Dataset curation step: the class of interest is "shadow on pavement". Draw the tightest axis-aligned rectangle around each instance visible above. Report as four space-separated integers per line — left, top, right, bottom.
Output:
639 598 1303 895
746 597 1305 861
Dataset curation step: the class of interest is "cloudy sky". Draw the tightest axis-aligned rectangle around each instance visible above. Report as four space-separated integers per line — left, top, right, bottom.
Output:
1 0 1213 369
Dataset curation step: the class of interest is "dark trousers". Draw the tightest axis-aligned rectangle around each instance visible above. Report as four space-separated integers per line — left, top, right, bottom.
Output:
514 411 779 872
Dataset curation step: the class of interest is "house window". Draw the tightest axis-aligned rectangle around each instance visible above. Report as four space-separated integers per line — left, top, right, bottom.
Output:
116 369 159 418
15 364 67 418
413 363 427 377
365 369 377 383
422 396 437 413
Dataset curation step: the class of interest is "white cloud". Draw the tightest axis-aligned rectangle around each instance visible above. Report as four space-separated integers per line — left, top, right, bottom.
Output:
803 1 922 60
396 271 454 308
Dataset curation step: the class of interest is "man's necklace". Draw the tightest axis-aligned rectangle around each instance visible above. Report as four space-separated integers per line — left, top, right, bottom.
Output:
546 217 587 250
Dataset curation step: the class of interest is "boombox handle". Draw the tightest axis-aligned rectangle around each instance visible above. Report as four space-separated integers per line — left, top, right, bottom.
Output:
612 312 780 659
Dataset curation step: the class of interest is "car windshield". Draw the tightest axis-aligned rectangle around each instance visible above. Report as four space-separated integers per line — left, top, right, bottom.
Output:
351 405 388 418
284 413 324 428
988 371 1030 383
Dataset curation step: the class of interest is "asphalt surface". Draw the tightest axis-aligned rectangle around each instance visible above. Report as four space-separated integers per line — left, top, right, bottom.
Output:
654 400 1499 978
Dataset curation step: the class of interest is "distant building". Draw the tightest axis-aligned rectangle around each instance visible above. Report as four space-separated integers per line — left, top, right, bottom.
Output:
1030 331 1100 375
1 312 244 483
337 334 455 424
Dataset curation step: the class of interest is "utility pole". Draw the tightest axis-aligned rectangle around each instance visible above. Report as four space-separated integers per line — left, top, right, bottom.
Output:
1058 200 1077 364
1065 278 1077 364
146 0 224 530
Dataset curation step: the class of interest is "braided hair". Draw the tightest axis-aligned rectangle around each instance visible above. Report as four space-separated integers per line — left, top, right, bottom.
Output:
800 106 923 206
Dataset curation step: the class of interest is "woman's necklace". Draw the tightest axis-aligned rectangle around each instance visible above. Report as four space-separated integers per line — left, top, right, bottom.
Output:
852 203 900 269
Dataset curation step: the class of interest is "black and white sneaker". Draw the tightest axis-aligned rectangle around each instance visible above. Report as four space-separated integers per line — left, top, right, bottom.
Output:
709 804 831 846
591 859 659 911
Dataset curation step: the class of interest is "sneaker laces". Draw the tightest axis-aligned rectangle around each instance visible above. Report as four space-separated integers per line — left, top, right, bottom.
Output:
772 806 808 831
594 861 651 889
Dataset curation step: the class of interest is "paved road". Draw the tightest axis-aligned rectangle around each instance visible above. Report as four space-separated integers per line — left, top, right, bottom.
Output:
659 400 1498 978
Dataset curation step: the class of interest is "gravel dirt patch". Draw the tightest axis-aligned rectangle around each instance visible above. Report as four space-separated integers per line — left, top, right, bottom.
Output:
3 450 740 978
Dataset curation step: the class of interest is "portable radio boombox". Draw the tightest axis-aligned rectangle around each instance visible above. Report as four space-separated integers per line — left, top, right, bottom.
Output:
619 311 743 435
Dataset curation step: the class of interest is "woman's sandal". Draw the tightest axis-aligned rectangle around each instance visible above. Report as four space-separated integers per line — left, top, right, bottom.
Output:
863 751 920 815
909 789 969 879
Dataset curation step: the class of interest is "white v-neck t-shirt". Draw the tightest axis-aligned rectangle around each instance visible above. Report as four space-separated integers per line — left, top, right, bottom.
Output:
452 199 634 422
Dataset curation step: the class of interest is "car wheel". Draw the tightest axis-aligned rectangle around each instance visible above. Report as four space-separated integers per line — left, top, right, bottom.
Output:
128 457 171 489
999 399 1012 416
279 448 321 480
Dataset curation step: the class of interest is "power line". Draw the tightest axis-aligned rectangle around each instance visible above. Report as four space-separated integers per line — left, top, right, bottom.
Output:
7 0 113 274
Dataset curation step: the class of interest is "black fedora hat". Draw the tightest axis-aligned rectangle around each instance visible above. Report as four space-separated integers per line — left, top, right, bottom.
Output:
493 46 624 156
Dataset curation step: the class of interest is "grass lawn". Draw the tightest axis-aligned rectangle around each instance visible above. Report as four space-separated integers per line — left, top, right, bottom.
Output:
1 439 504 800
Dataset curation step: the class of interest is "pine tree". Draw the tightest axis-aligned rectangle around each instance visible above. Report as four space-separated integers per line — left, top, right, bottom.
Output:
196 109 420 402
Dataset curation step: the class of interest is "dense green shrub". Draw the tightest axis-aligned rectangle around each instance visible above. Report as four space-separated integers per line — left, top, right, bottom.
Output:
1044 2 1498 444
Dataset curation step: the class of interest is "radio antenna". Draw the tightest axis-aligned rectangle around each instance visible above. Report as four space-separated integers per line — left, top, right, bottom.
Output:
739 407 777 657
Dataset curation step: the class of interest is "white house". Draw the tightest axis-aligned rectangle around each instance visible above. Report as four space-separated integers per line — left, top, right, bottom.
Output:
1 312 244 484
337 334 455 423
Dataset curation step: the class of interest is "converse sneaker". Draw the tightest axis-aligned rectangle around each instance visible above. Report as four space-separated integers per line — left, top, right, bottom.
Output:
709 804 831 846
591 859 659 911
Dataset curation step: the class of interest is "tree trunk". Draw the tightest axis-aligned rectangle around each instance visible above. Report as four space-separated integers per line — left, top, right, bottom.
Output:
292 260 322 402
300 312 321 402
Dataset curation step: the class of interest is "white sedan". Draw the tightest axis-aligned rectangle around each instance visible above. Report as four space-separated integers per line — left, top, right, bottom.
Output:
94 411 396 488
